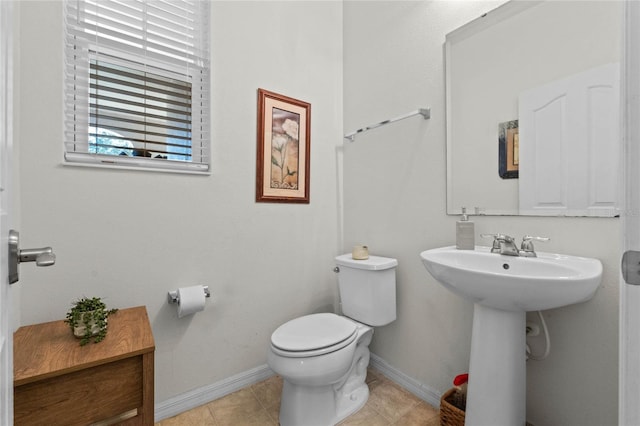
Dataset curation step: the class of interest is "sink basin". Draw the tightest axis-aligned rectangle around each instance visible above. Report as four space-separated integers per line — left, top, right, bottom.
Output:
420 245 602 311
420 245 602 425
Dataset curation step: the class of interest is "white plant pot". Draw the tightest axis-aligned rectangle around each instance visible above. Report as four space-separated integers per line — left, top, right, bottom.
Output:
73 311 107 338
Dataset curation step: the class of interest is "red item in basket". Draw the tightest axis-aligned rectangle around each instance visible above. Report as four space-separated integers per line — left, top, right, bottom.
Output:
453 373 469 386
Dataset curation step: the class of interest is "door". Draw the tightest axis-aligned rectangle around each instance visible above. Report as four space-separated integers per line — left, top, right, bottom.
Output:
0 1 13 424
621 1 640 424
519 63 620 217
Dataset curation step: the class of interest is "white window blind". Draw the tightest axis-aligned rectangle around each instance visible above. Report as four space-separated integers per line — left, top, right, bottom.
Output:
64 0 210 173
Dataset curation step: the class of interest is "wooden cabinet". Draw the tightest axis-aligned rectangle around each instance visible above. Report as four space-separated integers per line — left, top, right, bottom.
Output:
13 306 155 425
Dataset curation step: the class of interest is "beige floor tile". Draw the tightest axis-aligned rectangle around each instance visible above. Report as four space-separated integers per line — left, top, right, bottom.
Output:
158 404 218 426
424 414 442 426
365 368 387 393
207 387 274 426
263 398 281 424
392 402 440 425
366 367 385 383
250 374 283 409
214 409 276 426
338 404 390 426
250 375 283 424
367 379 423 423
160 369 441 426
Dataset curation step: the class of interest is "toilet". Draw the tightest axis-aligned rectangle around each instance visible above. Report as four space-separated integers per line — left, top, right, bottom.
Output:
267 254 397 426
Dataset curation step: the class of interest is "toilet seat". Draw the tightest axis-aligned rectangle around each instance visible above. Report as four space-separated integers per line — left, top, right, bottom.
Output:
271 313 358 358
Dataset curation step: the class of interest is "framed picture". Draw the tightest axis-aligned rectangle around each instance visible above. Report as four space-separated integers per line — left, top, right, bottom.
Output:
256 89 311 203
498 120 519 179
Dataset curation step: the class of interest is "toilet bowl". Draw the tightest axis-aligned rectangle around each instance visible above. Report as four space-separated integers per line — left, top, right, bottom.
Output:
267 254 397 426
268 313 373 426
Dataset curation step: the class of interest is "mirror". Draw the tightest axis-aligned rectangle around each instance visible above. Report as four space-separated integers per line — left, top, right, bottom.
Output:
446 1 622 216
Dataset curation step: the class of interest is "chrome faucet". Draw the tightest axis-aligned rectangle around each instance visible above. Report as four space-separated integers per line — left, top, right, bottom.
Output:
519 235 550 257
481 234 549 257
483 234 520 256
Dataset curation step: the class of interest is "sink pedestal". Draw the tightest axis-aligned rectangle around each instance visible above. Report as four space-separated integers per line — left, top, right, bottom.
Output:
466 304 526 426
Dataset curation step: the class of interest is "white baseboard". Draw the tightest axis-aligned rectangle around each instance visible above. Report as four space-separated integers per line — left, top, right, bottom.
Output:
154 364 275 422
154 354 441 421
369 353 442 408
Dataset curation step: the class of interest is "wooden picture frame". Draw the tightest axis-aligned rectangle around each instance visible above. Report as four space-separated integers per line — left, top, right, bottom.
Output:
498 120 519 179
256 89 311 203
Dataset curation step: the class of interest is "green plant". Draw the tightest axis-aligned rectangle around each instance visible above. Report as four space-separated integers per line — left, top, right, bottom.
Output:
64 297 118 346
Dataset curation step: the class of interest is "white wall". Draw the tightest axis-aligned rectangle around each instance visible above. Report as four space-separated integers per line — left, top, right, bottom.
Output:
15 1 342 403
343 2 619 425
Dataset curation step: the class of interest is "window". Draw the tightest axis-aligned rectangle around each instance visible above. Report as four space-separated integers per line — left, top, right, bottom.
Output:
64 0 210 173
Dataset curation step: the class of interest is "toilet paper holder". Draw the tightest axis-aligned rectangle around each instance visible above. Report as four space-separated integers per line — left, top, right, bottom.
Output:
167 286 210 304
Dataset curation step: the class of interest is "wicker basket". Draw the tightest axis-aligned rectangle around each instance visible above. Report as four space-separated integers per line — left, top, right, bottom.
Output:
440 388 466 426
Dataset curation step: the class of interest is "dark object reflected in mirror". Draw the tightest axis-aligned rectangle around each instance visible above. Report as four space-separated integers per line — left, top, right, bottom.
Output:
498 120 518 180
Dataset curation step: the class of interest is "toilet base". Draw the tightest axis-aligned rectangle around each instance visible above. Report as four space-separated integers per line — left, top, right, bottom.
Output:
279 379 369 426
335 382 369 423
278 342 371 426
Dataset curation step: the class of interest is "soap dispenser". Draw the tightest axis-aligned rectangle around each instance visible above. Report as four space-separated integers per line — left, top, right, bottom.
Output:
456 207 475 250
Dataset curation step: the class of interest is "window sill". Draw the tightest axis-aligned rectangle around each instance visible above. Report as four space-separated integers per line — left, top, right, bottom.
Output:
63 153 210 176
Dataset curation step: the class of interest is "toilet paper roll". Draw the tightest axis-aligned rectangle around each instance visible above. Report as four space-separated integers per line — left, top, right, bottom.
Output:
352 245 369 260
177 285 207 318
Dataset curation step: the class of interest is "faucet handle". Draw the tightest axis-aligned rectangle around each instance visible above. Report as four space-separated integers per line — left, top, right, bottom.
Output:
480 233 503 252
480 233 498 240
522 235 550 243
521 235 550 252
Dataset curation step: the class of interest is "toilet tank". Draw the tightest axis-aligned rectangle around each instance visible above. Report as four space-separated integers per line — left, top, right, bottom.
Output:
335 254 397 326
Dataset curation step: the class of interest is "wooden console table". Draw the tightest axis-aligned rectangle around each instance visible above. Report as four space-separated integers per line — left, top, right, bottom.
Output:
13 306 155 425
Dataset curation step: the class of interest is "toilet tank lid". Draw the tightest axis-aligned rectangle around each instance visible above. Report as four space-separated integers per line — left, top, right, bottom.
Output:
335 254 398 270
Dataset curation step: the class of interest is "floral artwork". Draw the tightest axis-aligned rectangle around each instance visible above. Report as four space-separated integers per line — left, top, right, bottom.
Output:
256 89 311 203
270 108 300 190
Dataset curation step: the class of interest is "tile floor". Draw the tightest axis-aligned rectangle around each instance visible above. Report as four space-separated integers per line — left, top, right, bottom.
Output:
155 368 441 426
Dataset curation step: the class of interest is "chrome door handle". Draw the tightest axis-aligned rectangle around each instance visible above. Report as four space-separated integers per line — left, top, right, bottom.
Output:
9 229 56 284
623 250 640 286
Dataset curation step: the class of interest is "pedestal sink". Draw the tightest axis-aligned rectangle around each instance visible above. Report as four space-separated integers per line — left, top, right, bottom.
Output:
420 246 602 426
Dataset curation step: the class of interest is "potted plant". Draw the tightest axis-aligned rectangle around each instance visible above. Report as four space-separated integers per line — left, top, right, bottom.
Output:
65 297 118 346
